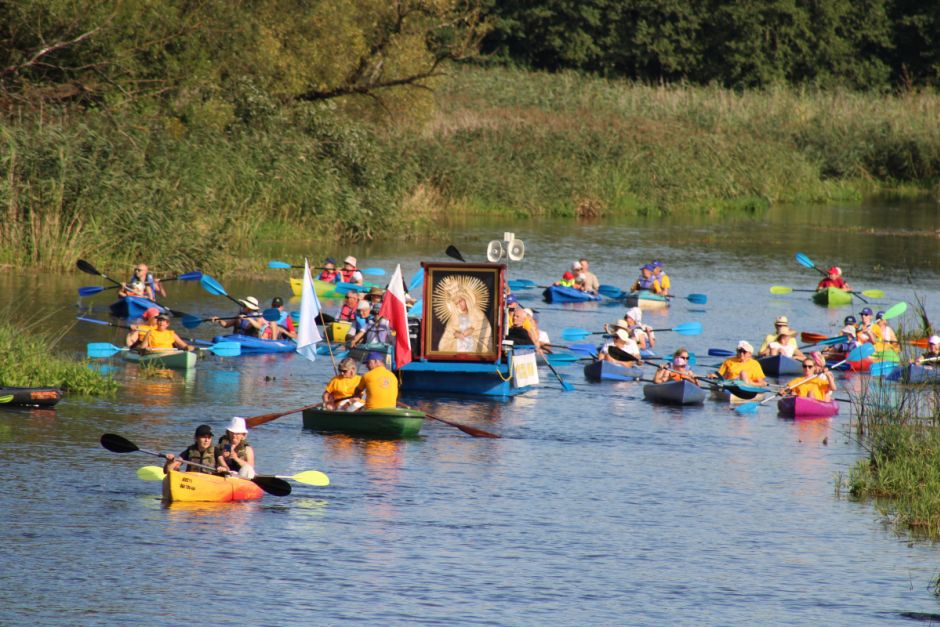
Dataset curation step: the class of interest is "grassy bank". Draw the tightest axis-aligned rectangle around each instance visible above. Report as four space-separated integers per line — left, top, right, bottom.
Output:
2 66 939 272
0 315 116 396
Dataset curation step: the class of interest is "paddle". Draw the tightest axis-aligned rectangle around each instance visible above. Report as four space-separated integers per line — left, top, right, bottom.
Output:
135 465 330 486
708 335 844 358
538 351 576 392
245 401 328 428
76 259 123 287
0 394 13 404
268 260 386 276
543 343 599 357
561 321 702 342
331 281 376 296
597 284 707 304
735 343 875 414
99 433 291 496
508 279 538 290
445 245 466 262
180 308 281 329
870 361 902 377
87 342 241 358
794 252 828 277
78 271 203 297
397 402 501 437
199 274 246 308
769 285 885 299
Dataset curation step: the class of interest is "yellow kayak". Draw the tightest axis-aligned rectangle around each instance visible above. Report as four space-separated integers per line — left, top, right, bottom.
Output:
162 469 263 503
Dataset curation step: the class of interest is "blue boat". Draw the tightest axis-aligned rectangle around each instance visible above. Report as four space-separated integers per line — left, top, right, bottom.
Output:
583 359 641 382
623 290 669 310
212 334 295 354
399 349 534 397
109 295 166 319
643 379 706 405
542 285 602 304
757 354 803 377
886 363 940 383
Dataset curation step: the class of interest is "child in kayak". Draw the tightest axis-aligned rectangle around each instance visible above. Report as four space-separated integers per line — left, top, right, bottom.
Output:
816 266 851 291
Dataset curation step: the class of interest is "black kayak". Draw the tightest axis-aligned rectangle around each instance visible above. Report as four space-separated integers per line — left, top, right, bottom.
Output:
0 387 63 408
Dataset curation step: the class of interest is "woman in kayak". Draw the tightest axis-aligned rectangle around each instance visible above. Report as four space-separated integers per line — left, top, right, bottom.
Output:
218 417 256 478
783 354 836 401
318 257 340 282
913 336 940 365
653 348 697 384
124 307 160 347
762 327 805 360
164 424 227 475
599 328 643 368
140 314 194 353
871 310 899 348
709 340 766 386
213 297 265 337
816 266 851 291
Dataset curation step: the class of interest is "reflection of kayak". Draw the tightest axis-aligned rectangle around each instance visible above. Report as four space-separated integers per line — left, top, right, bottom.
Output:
777 396 839 419
212 334 295 354
0 386 63 407
623 290 669 310
542 285 601 304
302 407 425 438
123 349 197 369
583 360 640 382
109 295 166 319
811 287 852 307
642 380 705 405
757 354 803 377
162 469 263 503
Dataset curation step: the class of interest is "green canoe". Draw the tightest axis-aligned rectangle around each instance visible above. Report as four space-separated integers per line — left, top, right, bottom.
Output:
123 349 197 370
811 287 853 307
302 406 425 438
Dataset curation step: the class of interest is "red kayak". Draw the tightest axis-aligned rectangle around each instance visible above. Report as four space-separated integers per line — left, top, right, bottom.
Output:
777 396 839 419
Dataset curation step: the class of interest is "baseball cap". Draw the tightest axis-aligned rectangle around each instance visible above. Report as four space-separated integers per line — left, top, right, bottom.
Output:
860 307 873 316
875 311 885 320
194 424 213 437
562 272 574 280
828 266 841 276
366 351 385 362
271 296 284 307
737 340 754 353
640 264 653 271
324 257 336 265
930 335 940 346
651 260 662 268
142 307 160 320
844 315 856 325
154 313 169 321
505 294 519 306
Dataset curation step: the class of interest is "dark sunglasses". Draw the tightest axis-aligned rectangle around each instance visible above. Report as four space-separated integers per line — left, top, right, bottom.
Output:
802 364 815 369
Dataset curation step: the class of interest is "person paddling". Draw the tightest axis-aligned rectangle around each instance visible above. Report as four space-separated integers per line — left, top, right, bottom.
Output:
353 351 398 409
336 290 360 322
650 260 671 296
578 258 600 294
554 270 577 288
913 336 940 365
268 296 296 340
125 307 160 348
339 256 364 285
758 316 792 355
816 266 851 291
164 424 228 475
140 314 194 353
599 327 643 368
630 264 662 294
709 340 766 385
505 305 543 355
213 296 265 338
318 257 340 283
654 348 697 384
783 354 836 401
855 307 875 344
871 310 898 348
322 357 363 410
218 417 256 479
120 263 163 300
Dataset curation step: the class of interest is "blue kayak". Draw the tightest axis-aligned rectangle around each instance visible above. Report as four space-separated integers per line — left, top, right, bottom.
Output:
542 285 602 304
109 295 166 319
212 334 296 354
757 354 803 377
583 359 640 382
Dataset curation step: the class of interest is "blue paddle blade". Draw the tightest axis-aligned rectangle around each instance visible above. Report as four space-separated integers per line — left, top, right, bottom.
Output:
181 314 204 329
597 285 623 298
847 343 876 362
205 342 241 357
333 281 363 295
567 343 598 357
76 316 110 326
408 299 423 317
869 362 899 378
508 280 535 290
290 311 300 323
817 336 845 346
561 328 592 341
200 274 228 297
261 308 281 322
735 401 761 415
545 353 579 365
408 267 424 292
708 348 734 357
560 380 576 392
268 260 292 269
87 343 123 358
78 285 106 297
672 321 702 336
794 252 815 270
178 271 203 281
686 293 707 305
360 267 386 276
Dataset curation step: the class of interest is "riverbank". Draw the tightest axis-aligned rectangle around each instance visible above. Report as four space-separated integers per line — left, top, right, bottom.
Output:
2 66 938 272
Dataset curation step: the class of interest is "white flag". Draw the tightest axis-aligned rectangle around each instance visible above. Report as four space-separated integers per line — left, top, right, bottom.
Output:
296 259 323 362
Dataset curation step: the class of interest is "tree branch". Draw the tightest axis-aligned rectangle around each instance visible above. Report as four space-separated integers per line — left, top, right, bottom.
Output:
1 26 102 78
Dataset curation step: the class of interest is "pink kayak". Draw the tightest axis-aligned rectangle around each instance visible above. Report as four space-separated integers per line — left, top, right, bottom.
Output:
777 396 839 419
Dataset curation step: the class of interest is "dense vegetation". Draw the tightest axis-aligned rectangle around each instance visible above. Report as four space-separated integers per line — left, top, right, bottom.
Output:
0 2 938 272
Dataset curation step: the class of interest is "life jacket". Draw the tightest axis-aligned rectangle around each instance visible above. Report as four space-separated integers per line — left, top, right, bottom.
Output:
182 444 218 474
635 274 656 290
318 270 339 282
339 268 358 283
365 319 390 344
238 317 260 337
147 329 177 350
665 369 696 383
338 304 357 322
218 435 250 471
558 278 576 288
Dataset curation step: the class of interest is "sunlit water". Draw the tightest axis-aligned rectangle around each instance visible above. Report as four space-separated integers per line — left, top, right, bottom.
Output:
3 198 940 624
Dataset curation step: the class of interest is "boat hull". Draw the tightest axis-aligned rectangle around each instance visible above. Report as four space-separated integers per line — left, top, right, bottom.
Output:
811 287 852 307
399 359 531 397
290 277 343 299
162 469 263 503
583 360 640 382
0 386 63 407
542 285 601 304
757 354 803 377
776 396 839 419
642 380 705 405
109 296 166 319
302 407 425 438
123 350 197 369
623 290 669 310
889 364 940 383
212 334 296 354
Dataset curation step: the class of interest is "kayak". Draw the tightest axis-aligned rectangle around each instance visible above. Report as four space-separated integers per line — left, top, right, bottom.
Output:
302 407 425 438
212 334 296 354
623 290 669 310
583 360 640 382
123 349 197 370
162 469 263 503
710 386 768 405
326 321 352 342
642 379 705 405
0 386 63 407
886 364 940 384
757 354 803 377
776 396 839 419
109 295 166 319
811 287 852 307
542 285 602 304
347 342 392 364
290 277 343 299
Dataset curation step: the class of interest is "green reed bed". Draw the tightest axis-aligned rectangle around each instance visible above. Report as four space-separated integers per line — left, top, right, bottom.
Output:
0 314 116 396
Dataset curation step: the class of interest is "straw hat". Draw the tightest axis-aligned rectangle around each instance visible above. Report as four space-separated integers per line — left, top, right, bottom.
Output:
344 256 357 267
239 296 260 311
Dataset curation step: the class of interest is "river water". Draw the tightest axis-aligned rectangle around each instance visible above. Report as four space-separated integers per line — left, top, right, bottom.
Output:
3 198 940 624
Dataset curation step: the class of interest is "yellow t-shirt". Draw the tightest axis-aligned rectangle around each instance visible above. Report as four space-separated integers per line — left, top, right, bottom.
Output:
657 272 671 291
325 375 362 401
355 366 398 409
147 329 177 350
718 358 765 382
786 375 831 400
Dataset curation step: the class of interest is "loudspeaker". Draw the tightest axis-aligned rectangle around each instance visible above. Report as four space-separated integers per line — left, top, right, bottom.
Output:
507 239 525 261
486 240 504 262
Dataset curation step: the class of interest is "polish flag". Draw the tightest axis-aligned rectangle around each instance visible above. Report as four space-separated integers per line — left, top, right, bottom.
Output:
379 264 413 369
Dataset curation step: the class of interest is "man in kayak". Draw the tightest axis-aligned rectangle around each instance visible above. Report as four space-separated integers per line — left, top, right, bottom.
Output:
354 351 398 409
913 336 940 366
218 417 256 479
650 260 671 296
630 264 662 294
709 340 766 385
654 348 697 384
339 256 364 285
758 315 792 355
578 258 600 294
871 310 899 348
348 301 391 348
213 296 265 337
816 266 851 291
125 307 160 347
323 357 364 410
783 355 836 401
140 314 195 353
506 305 543 354
164 424 228 475
336 290 360 322
119 263 164 300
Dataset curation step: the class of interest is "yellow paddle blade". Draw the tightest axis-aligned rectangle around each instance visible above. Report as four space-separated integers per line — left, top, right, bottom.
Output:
769 286 793 295
289 470 330 487
137 465 166 481
0 395 13 404
861 289 885 298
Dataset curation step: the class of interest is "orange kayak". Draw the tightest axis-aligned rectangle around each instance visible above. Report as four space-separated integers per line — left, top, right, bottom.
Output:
162 469 263 503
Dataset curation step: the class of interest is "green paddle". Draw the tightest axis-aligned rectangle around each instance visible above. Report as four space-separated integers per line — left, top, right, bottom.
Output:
561 321 702 342
0 394 13 404
136 465 330 486
770 285 885 299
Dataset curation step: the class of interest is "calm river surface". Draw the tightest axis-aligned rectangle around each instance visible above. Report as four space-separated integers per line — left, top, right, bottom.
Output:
3 198 940 625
